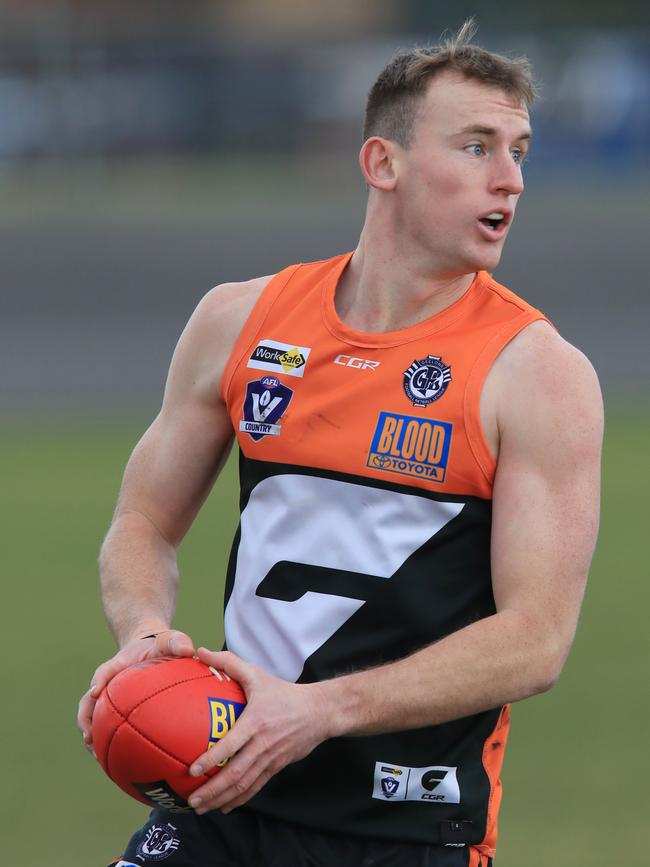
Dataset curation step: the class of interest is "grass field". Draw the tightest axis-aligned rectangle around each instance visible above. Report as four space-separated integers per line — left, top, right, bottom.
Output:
1 407 647 866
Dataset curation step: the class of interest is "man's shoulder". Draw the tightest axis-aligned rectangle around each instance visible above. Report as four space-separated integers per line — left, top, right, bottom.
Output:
200 274 276 319
188 274 275 348
480 319 602 465
499 320 598 391
493 321 603 458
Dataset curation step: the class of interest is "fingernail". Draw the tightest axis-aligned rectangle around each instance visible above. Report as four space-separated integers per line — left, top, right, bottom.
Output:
189 796 202 808
90 683 98 696
169 638 177 654
190 764 203 777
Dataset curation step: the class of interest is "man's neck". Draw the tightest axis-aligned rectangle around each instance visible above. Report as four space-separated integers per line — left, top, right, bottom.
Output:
334 231 476 334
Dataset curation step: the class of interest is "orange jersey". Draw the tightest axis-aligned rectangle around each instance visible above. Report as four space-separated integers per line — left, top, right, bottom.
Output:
221 252 549 854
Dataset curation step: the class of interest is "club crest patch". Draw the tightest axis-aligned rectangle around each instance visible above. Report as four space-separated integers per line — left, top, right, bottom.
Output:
403 355 451 406
247 338 311 378
136 822 181 861
240 376 293 441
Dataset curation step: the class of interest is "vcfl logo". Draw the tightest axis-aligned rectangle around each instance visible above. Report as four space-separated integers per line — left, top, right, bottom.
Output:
334 354 380 370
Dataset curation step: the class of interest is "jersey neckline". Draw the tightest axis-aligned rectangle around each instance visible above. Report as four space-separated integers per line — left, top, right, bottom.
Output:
320 251 489 349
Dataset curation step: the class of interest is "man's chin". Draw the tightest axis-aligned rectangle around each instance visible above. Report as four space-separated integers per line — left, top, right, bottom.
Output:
468 248 504 274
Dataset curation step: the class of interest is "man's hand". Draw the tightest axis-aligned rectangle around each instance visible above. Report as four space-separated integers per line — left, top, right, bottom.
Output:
77 629 195 754
186 648 331 815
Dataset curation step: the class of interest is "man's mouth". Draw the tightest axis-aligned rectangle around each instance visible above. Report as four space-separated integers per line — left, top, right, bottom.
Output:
479 211 508 231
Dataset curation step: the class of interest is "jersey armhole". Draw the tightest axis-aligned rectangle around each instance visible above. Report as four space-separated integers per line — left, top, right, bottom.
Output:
464 312 553 485
219 263 303 405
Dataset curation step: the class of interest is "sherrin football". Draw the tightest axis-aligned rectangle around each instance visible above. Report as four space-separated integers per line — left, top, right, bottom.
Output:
92 656 246 810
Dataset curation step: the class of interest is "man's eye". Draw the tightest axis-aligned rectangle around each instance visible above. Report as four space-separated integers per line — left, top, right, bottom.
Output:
465 144 484 156
512 149 526 164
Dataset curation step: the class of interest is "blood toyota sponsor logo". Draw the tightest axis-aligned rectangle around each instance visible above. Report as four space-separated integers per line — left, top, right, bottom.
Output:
367 412 452 483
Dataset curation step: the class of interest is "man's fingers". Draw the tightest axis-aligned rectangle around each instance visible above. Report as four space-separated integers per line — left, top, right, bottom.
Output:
153 629 195 658
79 629 196 761
89 655 128 697
77 688 97 743
218 768 274 814
189 743 265 812
196 648 251 687
190 710 252 777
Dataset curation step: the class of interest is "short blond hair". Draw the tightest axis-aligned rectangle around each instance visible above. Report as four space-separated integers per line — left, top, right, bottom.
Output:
364 19 537 146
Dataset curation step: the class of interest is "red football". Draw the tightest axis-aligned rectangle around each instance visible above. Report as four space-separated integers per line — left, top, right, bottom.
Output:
92 656 246 810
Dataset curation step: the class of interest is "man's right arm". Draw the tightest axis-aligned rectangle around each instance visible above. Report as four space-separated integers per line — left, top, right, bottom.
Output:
77 275 272 747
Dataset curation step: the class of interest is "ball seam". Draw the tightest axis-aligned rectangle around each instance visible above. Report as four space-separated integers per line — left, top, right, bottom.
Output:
107 670 216 719
103 688 201 770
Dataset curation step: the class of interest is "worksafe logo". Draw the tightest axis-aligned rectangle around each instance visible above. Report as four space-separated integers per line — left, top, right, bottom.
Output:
247 338 311 378
367 412 452 483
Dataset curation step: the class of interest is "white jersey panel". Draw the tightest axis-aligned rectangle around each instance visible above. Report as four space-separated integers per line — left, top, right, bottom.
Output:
224 473 464 681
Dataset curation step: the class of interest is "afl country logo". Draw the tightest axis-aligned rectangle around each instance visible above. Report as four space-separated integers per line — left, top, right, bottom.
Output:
403 355 451 407
240 377 294 441
381 777 400 799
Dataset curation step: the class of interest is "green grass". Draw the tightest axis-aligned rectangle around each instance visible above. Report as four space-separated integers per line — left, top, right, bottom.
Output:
1 408 647 865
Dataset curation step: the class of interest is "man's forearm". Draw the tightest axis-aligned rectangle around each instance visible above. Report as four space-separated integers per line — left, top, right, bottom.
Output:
320 608 566 738
99 510 180 647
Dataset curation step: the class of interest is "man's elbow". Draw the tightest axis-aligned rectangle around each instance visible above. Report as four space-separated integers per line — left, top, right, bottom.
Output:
527 638 571 696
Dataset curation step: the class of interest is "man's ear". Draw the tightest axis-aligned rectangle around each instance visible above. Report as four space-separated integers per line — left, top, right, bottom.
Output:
359 137 399 191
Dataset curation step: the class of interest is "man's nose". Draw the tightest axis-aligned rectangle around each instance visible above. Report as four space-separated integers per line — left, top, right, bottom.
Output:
490 152 524 196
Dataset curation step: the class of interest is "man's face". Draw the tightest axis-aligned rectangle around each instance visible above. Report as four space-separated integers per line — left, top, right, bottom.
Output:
393 71 532 277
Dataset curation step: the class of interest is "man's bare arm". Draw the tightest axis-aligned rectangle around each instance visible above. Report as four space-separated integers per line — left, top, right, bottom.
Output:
187 322 603 813
77 276 272 744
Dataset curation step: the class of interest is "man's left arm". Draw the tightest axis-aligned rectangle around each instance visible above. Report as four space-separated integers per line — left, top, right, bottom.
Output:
188 324 603 814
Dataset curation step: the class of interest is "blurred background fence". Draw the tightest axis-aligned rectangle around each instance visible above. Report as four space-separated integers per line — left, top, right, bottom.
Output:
1 3 648 866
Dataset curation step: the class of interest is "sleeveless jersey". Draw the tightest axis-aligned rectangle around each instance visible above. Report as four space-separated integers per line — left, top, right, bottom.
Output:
220 252 549 856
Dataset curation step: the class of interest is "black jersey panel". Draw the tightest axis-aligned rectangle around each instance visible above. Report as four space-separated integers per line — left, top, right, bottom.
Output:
220 454 500 846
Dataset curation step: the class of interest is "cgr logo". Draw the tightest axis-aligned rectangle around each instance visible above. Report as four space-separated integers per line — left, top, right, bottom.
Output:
421 769 449 801
334 354 380 370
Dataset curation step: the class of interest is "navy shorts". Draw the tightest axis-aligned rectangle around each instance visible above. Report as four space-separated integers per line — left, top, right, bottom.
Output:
108 807 493 867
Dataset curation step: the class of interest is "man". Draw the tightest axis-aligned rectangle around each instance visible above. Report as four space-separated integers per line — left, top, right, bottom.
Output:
79 21 603 867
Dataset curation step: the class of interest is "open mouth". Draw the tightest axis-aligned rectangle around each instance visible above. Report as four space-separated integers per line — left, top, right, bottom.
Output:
479 211 507 231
